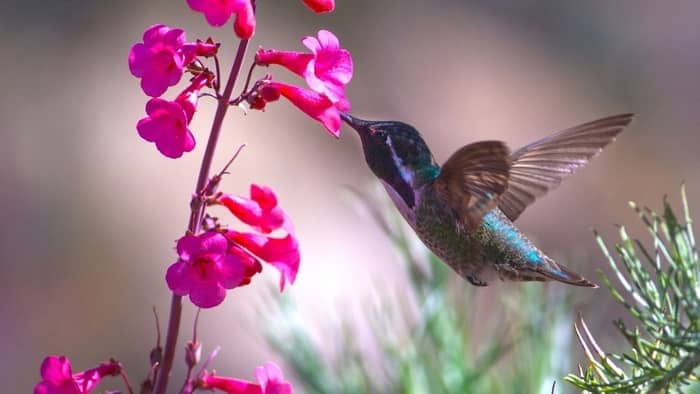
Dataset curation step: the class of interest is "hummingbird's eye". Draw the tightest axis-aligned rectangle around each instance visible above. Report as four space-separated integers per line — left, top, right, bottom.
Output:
370 127 386 138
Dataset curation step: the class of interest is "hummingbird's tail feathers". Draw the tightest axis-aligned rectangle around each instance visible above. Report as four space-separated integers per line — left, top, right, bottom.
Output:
535 256 598 288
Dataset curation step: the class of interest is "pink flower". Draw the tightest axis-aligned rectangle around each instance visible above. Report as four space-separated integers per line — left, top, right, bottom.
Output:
166 232 245 308
198 362 292 394
129 24 195 97
176 73 210 123
265 81 343 137
217 184 290 233
215 184 300 291
228 244 263 286
227 231 299 291
301 0 335 13
168 185 298 307
136 74 208 158
256 363 293 394
256 30 352 110
137 98 196 158
188 1 336 39
187 0 255 39
182 38 220 60
34 356 121 394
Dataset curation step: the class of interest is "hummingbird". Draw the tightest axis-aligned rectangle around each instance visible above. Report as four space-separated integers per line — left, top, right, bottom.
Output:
341 112 634 287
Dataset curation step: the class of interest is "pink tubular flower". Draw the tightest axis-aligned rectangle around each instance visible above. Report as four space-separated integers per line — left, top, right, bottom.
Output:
176 73 210 123
188 0 335 39
266 81 342 137
301 0 335 13
166 232 245 308
256 30 352 110
34 356 121 394
217 184 290 233
228 244 263 286
255 363 292 394
129 24 195 97
215 184 300 291
198 362 292 394
136 73 208 158
227 231 299 291
182 38 220 60
187 0 255 39
137 98 196 158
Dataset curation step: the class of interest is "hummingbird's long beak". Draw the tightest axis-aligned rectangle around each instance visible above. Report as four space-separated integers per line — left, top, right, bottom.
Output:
340 112 372 134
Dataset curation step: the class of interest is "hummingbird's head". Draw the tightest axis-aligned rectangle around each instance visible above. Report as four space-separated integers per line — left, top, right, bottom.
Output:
341 113 440 209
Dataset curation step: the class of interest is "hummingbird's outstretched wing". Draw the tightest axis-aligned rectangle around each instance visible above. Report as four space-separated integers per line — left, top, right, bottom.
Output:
434 141 511 230
498 113 634 221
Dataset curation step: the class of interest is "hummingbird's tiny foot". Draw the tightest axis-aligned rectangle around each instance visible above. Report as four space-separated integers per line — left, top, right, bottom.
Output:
466 275 488 287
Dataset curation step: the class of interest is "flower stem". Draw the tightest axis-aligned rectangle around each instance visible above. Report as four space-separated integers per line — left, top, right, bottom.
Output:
153 38 250 394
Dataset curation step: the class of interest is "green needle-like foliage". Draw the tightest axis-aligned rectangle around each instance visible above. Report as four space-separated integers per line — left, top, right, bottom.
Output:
566 185 700 393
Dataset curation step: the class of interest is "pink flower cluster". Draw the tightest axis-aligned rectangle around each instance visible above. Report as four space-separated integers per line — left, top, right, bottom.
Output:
107 2 355 392
198 362 292 394
252 30 353 137
188 0 335 39
34 356 121 394
128 1 352 158
129 24 216 158
166 185 299 308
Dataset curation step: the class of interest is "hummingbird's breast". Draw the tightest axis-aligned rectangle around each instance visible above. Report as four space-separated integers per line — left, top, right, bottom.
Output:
411 185 545 284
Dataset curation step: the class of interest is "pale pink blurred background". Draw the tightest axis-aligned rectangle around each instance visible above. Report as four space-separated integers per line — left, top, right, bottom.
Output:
2 1 700 392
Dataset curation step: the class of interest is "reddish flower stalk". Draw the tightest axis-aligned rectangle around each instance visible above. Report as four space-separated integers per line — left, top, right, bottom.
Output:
153 38 250 394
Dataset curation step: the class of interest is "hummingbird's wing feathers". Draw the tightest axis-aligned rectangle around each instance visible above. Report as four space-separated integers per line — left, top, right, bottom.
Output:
498 113 634 221
434 141 511 230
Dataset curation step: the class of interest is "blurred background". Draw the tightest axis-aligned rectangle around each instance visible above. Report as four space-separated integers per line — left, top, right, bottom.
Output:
2 0 700 392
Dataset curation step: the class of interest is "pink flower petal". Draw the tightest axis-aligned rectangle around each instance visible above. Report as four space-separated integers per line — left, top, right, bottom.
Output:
300 35 321 55
316 29 340 50
190 281 227 308
165 260 192 296
256 362 293 394
233 0 255 39
175 74 209 123
166 232 247 308
187 0 207 12
217 186 287 233
250 184 278 210
40 356 73 385
270 82 341 137
301 0 335 13
218 254 246 289
128 43 148 77
137 98 196 159
129 24 195 97
255 49 313 76
229 232 300 291
199 373 263 394
188 0 236 26
142 24 168 46
177 234 200 259
163 27 186 48
187 0 256 39
199 230 228 254
34 357 121 394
